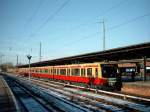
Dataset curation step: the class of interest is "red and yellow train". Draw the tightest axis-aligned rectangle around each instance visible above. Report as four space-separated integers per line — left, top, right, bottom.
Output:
18 62 120 90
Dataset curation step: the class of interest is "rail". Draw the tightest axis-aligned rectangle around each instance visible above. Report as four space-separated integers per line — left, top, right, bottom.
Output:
15 76 150 112
0 74 19 112
4 75 91 112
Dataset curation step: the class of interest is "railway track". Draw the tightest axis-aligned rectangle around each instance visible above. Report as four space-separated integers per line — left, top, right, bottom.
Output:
35 77 150 102
0 75 19 112
3 75 91 112
14 75 150 112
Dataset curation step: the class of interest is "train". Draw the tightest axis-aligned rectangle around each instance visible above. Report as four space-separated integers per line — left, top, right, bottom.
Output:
17 62 122 90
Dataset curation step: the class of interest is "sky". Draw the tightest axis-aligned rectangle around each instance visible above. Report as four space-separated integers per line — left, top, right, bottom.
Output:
0 0 150 65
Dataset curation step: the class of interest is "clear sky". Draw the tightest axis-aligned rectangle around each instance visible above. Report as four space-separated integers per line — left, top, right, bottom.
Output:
0 0 150 65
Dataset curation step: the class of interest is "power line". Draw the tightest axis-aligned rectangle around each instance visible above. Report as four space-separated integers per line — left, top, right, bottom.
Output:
24 0 43 28
31 0 127 46
23 0 70 49
71 0 128 30
48 32 99 53
24 0 126 46
29 0 127 50
17 1 149 62
47 33 100 59
108 12 150 30
48 12 150 55
39 42 42 62
30 0 70 37
100 0 129 17
19 10 150 63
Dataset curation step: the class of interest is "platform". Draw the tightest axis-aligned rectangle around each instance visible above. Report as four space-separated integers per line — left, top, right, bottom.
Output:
121 81 150 98
0 74 19 112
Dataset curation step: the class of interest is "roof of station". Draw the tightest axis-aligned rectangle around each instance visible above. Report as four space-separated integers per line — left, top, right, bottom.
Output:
18 42 150 68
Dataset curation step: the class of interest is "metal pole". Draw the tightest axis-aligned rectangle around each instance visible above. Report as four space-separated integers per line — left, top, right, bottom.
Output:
0 55 4 71
99 19 106 51
143 56 146 81
29 58 31 81
0 55 1 65
102 19 105 51
40 42 41 62
0 56 2 68
15 55 18 73
27 55 32 82
16 55 18 66
0 55 4 65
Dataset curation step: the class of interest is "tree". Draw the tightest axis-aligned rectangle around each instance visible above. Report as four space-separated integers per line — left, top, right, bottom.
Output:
0 62 14 72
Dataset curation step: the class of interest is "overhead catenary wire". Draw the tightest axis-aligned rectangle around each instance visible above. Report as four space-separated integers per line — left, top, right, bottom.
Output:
5 11 150 65
108 12 150 30
47 12 150 56
19 0 70 63
46 32 100 59
42 0 129 46
23 0 127 50
37 0 129 51
6 1 149 64
71 0 129 30
29 0 70 37
77 12 150 45
23 0 70 53
24 0 43 28
26 0 127 44
101 0 129 16
49 32 99 53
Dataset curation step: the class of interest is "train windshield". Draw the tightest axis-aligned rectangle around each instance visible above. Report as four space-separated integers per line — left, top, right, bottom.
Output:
101 64 117 78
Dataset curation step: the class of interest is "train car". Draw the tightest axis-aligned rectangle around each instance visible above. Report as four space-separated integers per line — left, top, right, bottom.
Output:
18 62 120 90
18 67 29 76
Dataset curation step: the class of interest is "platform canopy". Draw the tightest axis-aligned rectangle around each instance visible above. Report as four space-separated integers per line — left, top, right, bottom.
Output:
18 42 150 68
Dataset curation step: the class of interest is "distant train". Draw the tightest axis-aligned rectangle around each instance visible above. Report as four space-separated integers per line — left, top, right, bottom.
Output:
18 62 122 90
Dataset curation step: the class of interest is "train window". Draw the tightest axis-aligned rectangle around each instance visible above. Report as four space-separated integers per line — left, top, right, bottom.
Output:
125 68 135 73
87 68 92 77
101 64 117 78
72 68 80 76
40 70 43 73
67 69 70 76
57 69 59 75
95 68 98 77
60 69 66 75
81 68 85 76
45 69 48 73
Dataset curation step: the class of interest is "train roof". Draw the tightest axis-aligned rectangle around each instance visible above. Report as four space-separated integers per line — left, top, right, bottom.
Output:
18 42 150 68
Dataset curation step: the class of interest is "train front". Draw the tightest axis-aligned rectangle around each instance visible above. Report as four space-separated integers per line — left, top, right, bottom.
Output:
101 64 119 88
